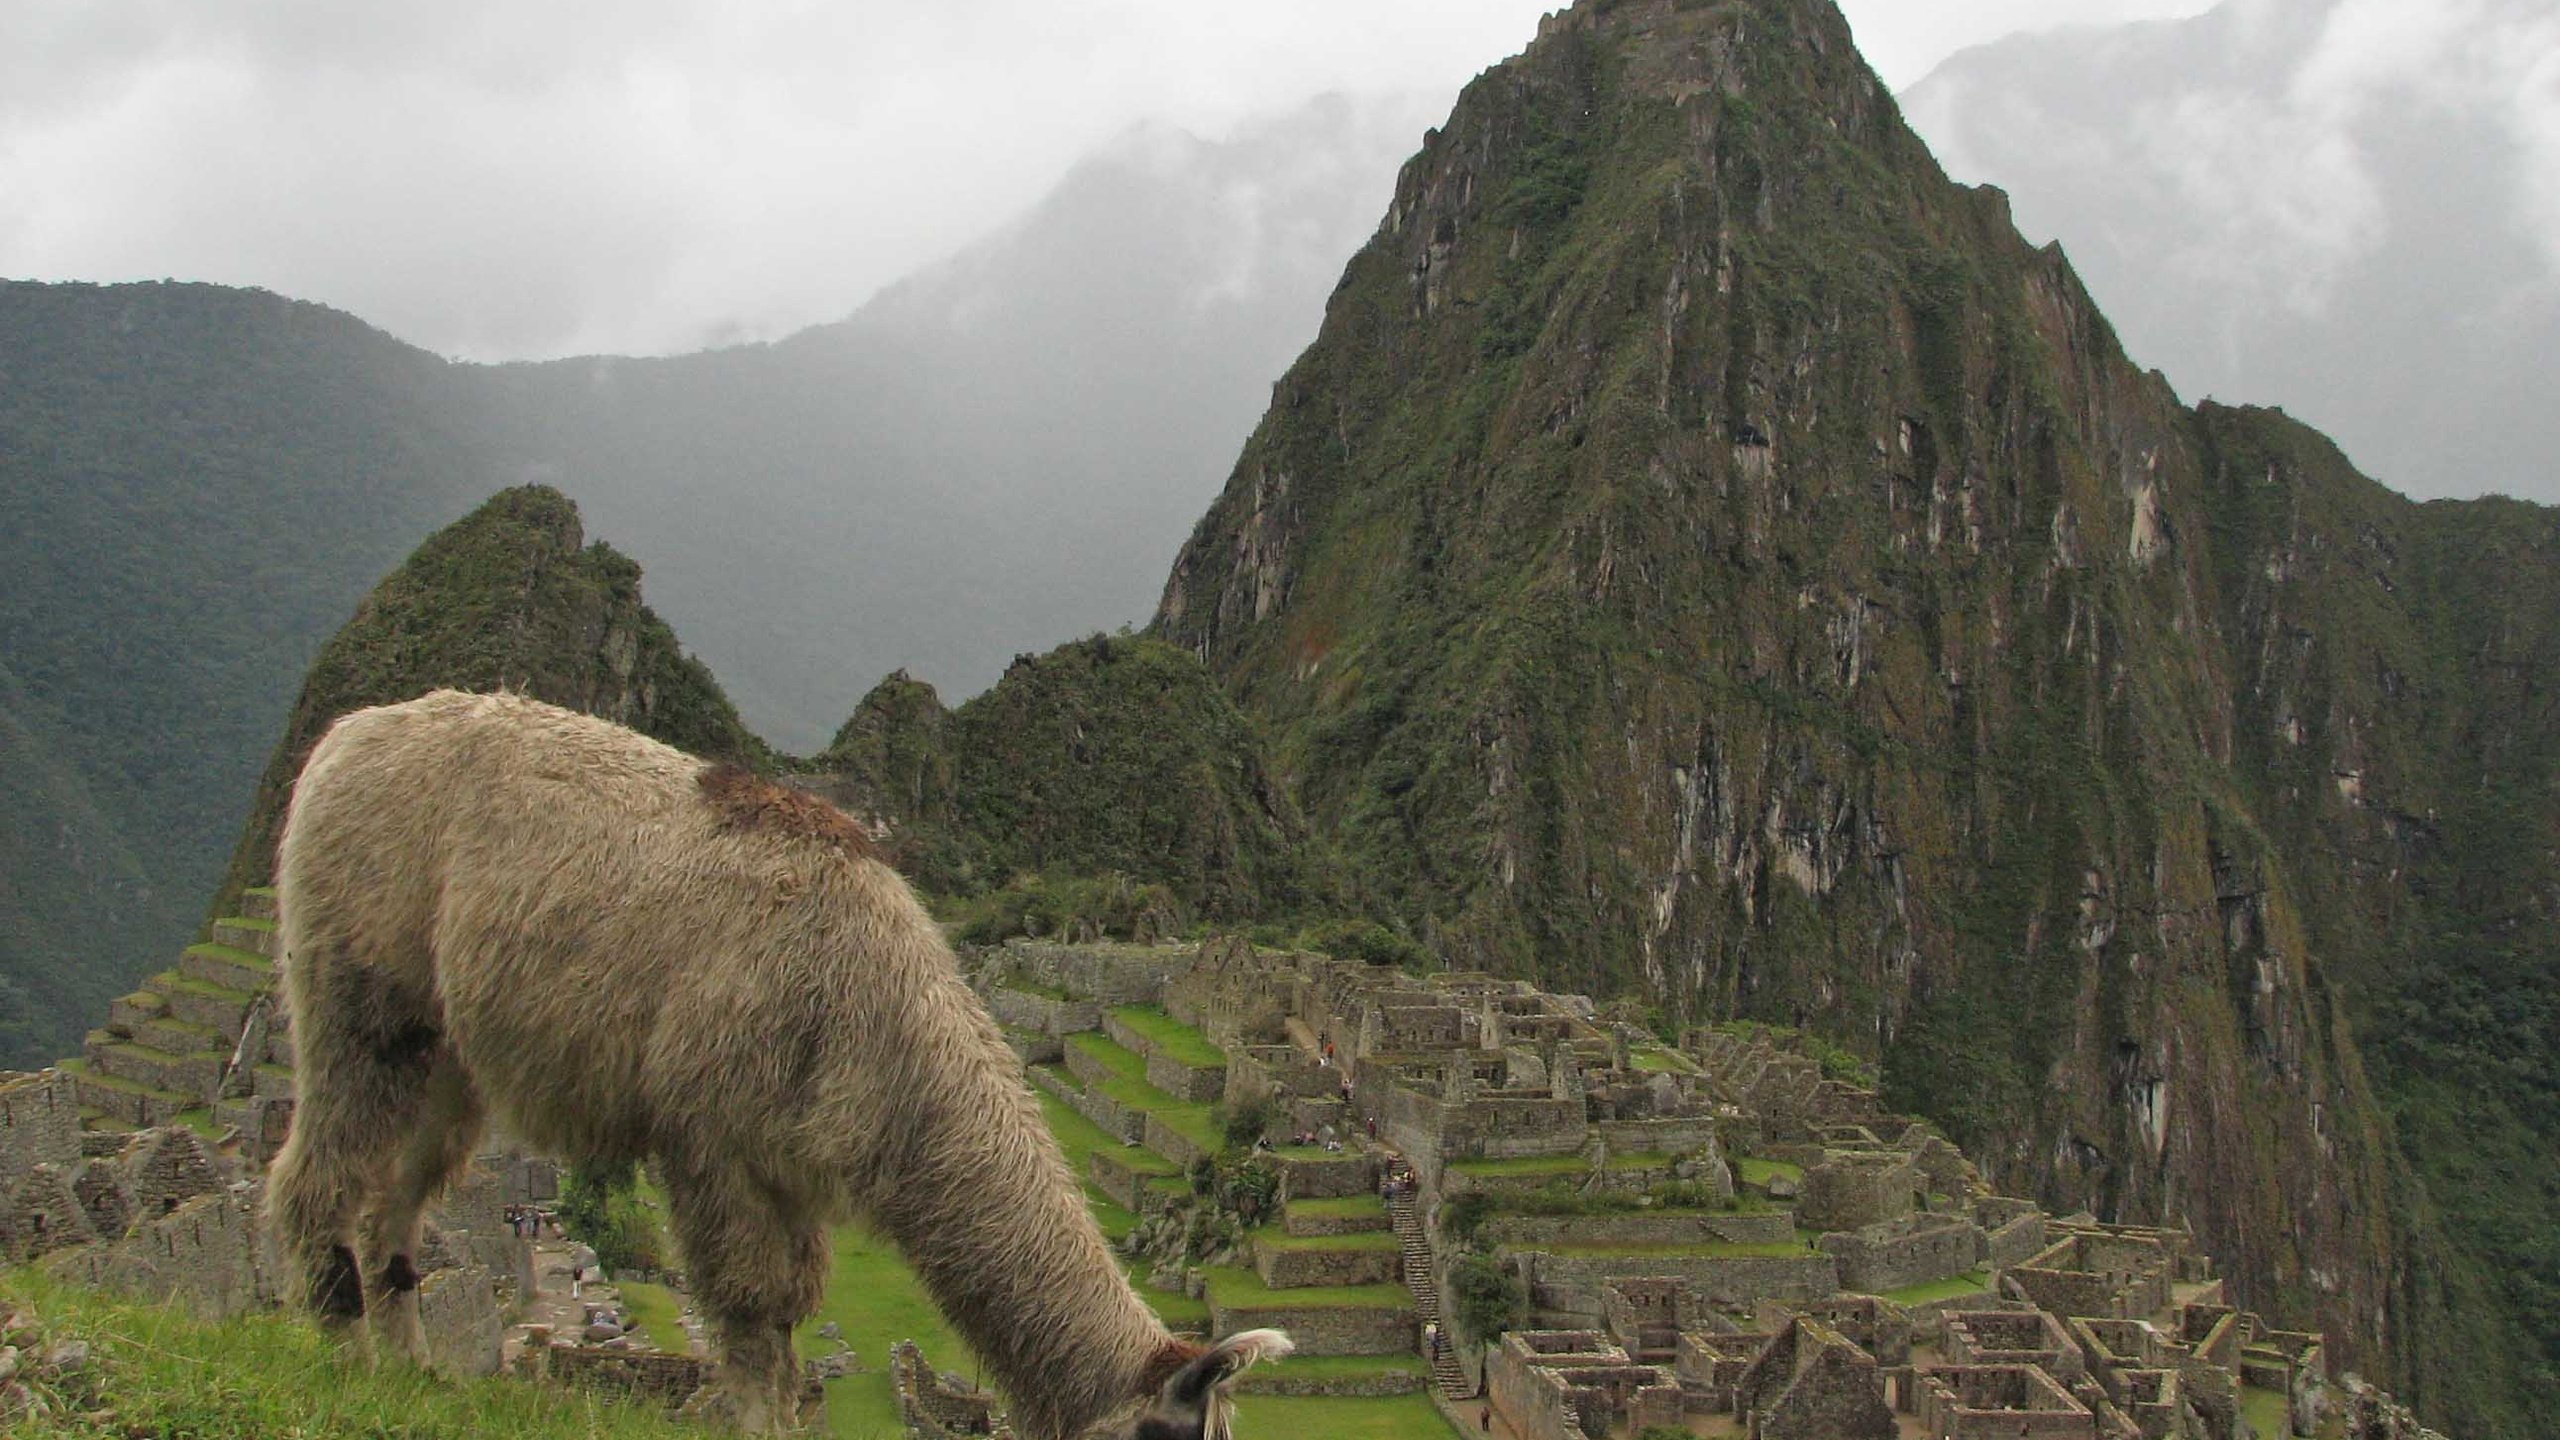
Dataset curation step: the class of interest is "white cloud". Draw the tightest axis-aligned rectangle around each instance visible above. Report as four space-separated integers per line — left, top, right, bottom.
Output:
0 0 2253 359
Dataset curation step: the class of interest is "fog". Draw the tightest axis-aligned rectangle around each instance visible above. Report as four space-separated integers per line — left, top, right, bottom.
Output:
1 0 2211 361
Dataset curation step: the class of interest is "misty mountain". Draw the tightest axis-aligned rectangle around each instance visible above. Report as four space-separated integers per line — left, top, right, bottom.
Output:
473 92 1442 749
0 92 1438 1062
1901 0 2560 502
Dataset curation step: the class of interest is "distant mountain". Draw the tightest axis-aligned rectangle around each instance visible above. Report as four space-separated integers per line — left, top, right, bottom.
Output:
1156 0 2555 1430
0 92 1431 1063
474 92 1442 751
1902 0 2560 503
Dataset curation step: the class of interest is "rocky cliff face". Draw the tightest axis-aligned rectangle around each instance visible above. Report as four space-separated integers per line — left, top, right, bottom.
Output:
1154 1 2552 1429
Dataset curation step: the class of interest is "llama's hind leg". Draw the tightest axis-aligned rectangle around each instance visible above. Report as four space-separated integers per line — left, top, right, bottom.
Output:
357 1050 486 1366
265 949 443 1332
664 1164 830 1433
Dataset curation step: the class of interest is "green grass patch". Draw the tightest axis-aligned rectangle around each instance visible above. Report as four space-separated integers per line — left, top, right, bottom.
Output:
1229 1393 1459 1437
185 941 272 971
1203 1266 1413 1311
1285 1195 1389 1221
1735 1158 1803 1186
56 1059 188 1103
1253 1228 1401 1254
2240 1384 2292 1438
1067 1030 1149 1081
1878 1271 1994 1307
1448 1153 1586 1178
1449 1150 1674 1178
172 1107 224 1142
1 1267 705 1440
1629 1046 1698 1074
1108 1006 1227 1067
616 1279 684 1350
801 1225 983 1439
1518 1240 1811 1259
152 972 258 1003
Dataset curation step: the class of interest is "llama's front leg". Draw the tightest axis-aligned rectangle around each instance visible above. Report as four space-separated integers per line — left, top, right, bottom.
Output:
664 1164 830 1432
356 1052 484 1366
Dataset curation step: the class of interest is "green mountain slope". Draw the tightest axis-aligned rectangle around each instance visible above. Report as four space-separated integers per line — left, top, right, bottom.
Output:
813 635 1327 923
1153 0 2551 1429
211 485 763 912
0 280 498 1066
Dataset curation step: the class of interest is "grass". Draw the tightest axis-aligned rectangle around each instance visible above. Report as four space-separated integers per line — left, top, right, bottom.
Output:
1521 1240 1811 1258
1629 1046 1698 1074
616 1279 683 1350
1067 1030 1149 1081
153 972 258 1003
1734 1158 1803 1186
184 941 273 971
1 1267 706 1440
800 1225 982 1439
1878 1270 1993 1307
1231 1393 1460 1438
1108 1006 1228 1068
1447 1150 1674 1178
1252 1228 1401 1254
1285 1195 1389 1221
1202 1266 1414 1311
2241 1384 2292 1438
172 1106 224 1141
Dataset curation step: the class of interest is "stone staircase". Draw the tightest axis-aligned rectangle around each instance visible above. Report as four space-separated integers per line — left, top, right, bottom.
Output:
1386 1178 1465 1397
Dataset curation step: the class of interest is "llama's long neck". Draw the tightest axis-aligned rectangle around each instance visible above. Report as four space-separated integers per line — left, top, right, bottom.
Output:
844 958 1175 1440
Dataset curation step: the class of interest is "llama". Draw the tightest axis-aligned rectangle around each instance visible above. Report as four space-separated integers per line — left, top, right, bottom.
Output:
264 689 1290 1436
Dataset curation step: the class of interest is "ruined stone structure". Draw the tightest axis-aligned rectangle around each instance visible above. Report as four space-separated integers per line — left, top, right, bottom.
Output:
984 938 2453 1440
7 894 2453 1439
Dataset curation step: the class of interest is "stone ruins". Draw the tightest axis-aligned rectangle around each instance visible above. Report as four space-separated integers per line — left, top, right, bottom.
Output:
1 889 2452 1440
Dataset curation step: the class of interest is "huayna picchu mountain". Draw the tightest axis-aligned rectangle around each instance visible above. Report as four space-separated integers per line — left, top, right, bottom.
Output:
1154 0 2554 1432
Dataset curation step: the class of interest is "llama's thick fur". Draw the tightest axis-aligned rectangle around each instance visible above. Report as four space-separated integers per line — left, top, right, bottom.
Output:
265 690 1287 1436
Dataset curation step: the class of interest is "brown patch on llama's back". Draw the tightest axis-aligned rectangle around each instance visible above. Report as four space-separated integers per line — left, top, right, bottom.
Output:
697 764 881 861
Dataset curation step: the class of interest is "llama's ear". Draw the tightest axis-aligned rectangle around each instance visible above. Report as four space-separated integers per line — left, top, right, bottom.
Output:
1160 1328 1295 1406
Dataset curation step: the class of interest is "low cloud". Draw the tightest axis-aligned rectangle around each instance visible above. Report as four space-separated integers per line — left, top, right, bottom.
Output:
4 0 2218 361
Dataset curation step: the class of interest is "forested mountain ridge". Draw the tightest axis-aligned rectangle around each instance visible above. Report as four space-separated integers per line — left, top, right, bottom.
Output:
1154 0 2555 1430
0 280 500 1064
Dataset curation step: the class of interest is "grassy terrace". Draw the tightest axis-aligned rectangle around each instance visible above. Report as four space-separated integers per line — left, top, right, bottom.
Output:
2240 1385 2290 1439
1879 1271 1994 1307
1203 1266 1413 1311
1448 1150 1674 1177
1109 1006 1227 1068
1068 1030 1150 1081
1734 1157 1803 1186
1629 1046 1699 1075
1518 1239 1812 1259
1061 1035 1225 1153
1253 1228 1401 1254
154 972 257 1002
1286 1195 1389 1221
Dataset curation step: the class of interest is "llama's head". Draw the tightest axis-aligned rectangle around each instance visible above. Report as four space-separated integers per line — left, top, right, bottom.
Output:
1122 1328 1295 1440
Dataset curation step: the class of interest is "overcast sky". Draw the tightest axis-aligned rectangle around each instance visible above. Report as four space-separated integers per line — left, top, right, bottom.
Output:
0 0 2217 361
